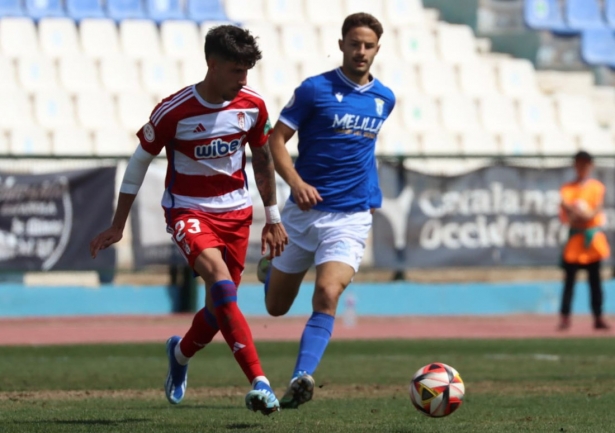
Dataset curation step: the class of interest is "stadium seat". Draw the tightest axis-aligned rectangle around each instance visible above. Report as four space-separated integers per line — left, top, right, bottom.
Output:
0 132 7 153
379 130 421 156
99 55 141 93
76 91 118 129
0 90 34 129
244 22 281 60
383 0 425 27
200 20 232 40
458 61 498 97
554 94 598 134
107 0 145 21
180 56 205 85
607 0 615 27
93 128 134 156
298 59 339 82
225 0 264 22
264 0 302 24
376 28 400 62
186 0 226 22
400 96 439 133
146 0 185 23
524 0 570 33
0 57 17 91
280 24 319 61
318 24 343 60
0 0 23 17
437 24 477 64
459 131 500 155
39 18 80 58
578 129 615 155
565 0 605 31
500 131 540 155
376 62 418 97
305 0 344 25
141 58 181 98
398 28 437 64
343 0 383 18
9 127 52 155
421 131 460 155
496 59 538 98
440 95 480 133
80 18 120 58
0 18 39 58
52 127 94 155
581 29 615 67
259 59 300 98
479 95 518 133
161 21 200 59
66 0 105 21
58 55 100 93
518 96 558 134
117 92 155 132
34 91 76 130
418 61 458 96
120 19 161 60
17 56 59 92
246 64 264 90
539 131 578 155
24 0 64 20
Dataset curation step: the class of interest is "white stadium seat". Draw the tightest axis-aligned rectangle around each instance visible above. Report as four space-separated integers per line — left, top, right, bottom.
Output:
421 131 460 155
161 21 201 60
58 56 100 93
376 28 400 62
264 0 303 23
376 62 418 97
418 61 458 96
398 28 437 64
517 96 558 134
200 21 233 40
52 127 94 156
458 61 498 97
17 56 59 92
0 91 34 129
225 0 265 22
180 57 206 86
0 18 39 58
459 131 500 155
10 127 52 155
76 92 118 130
554 94 599 134
280 24 319 61
540 131 578 155
117 92 156 133
500 132 539 155
93 128 135 156
440 95 480 133
80 19 120 59
0 132 7 154
437 24 477 64
298 59 339 80
578 129 615 155
496 59 538 98
100 55 142 94
318 25 343 60
259 59 300 98
344 0 384 18
379 130 421 156
306 0 344 25
0 57 17 91
34 91 76 130
400 95 439 133
141 58 182 98
39 18 80 59
244 22 282 60
120 20 161 60
478 95 518 133
383 0 425 27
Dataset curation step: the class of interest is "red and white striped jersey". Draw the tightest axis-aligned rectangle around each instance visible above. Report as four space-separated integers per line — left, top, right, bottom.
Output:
136 85 271 214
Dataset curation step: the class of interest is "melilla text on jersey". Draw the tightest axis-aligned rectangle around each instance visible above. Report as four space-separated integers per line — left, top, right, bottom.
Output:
332 113 383 139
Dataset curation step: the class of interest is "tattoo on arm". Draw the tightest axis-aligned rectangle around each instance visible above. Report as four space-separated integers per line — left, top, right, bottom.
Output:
251 143 276 207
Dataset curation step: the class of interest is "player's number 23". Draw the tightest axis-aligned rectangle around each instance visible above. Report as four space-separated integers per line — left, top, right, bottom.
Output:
174 218 201 242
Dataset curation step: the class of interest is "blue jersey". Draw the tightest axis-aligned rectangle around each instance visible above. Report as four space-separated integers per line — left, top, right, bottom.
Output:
279 68 395 213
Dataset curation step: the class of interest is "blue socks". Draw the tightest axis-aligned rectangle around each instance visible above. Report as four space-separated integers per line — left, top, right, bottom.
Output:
293 312 335 377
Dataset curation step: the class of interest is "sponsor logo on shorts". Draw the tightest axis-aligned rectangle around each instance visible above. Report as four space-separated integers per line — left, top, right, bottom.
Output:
194 135 245 159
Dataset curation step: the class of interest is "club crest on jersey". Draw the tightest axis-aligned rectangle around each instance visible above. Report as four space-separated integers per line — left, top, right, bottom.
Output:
237 112 246 130
194 135 245 159
374 98 384 116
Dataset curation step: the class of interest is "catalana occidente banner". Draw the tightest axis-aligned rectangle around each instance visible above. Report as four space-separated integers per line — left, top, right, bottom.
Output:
373 163 615 268
0 167 116 271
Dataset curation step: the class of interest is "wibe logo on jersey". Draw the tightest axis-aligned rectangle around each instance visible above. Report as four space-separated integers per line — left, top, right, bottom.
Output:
194 135 246 159
332 114 383 133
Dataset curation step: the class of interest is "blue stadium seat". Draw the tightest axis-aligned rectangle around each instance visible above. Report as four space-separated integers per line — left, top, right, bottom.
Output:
581 29 615 66
0 0 23 17
66 0 105 21
187 0 226 22
566 0 605 30
524 0 572 33
107 0 145 21
146 0 185 23
25 0 65 19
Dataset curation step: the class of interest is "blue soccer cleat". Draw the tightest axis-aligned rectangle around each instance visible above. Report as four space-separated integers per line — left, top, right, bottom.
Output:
280 372 315 409
165 336 188 404
245 379 280 415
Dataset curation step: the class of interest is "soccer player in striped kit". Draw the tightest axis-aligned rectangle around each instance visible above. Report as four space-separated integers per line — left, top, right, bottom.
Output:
90 25 287 415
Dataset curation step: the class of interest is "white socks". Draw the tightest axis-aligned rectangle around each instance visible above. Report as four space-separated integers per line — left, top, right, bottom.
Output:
174 341 190 366
252 376 269 388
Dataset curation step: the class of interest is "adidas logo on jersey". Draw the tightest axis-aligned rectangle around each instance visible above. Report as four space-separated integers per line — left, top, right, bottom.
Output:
193 123 206 133
194 135 246 159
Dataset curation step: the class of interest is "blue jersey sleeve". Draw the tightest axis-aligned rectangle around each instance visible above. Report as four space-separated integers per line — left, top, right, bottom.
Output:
278 79 315 131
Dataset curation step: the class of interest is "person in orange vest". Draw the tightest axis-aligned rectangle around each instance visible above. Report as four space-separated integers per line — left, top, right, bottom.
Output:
559 151 610 330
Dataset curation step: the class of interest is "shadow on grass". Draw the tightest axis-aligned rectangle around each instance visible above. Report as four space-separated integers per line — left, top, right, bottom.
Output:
10 418 148 426
226 423 262 430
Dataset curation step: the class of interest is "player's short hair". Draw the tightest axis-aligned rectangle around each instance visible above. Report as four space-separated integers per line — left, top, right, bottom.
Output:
341 13 383 40
574 150 593 162
205 25 262 68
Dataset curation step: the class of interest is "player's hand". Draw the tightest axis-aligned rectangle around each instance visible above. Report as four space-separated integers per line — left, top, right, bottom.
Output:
90 226 123 259
291 181 323 211
261 222 288 259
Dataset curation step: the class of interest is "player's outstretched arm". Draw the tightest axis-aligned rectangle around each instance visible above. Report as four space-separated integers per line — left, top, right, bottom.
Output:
251 143 288 258
269 122 322 211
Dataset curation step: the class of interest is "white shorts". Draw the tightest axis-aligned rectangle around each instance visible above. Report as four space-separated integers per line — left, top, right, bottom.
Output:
272 200 372 274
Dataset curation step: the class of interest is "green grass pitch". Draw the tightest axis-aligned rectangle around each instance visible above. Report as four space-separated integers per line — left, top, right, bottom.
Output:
1 339 614 432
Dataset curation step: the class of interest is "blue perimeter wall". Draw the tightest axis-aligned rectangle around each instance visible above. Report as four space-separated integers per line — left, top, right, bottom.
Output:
1 281 615 318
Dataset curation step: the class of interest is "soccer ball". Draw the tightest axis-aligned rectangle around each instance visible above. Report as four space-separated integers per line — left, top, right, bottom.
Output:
409 362 465 417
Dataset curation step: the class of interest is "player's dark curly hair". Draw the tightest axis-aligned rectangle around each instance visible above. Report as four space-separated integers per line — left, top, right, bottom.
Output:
342 13 383 40
205 25 262 68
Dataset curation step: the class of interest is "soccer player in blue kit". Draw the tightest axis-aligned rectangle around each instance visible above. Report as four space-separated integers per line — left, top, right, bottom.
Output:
257 13 396 408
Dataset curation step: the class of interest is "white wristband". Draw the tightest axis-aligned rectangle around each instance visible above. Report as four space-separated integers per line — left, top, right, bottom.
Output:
265 205 281 224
